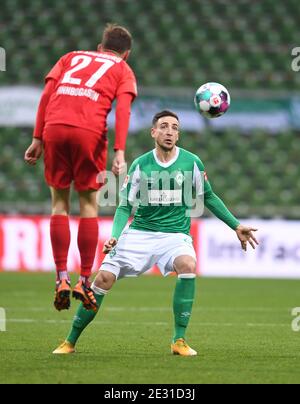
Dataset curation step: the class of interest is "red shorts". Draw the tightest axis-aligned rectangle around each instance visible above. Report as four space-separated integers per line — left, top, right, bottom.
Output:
43 124 108 191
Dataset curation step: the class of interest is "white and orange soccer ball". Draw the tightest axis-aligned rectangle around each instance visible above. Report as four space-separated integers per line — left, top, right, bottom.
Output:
194 82 231 118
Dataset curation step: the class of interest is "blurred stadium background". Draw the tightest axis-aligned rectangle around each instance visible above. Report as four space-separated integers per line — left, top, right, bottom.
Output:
0 0 299 277
1 0 300 216
1 0 300 384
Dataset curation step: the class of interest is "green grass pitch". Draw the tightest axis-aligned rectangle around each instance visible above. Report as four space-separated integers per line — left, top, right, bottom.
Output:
0 273 300 384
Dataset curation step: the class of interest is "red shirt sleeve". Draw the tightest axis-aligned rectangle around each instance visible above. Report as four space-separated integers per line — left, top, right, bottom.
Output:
33 55 67 139
33 79 57 140
114 92 134 151
116 65 137 99
45 55 66 82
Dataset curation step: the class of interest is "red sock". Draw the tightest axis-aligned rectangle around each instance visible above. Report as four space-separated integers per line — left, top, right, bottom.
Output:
50 215 71 280
77 218 99 279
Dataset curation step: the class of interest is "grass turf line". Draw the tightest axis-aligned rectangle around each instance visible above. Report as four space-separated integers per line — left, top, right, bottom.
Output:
0 273 300 384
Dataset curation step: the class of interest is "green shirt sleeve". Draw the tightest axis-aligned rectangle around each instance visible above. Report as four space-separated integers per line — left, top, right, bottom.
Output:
194 156 213 195
111 159 140 239
194 156 240 230
204 190 240 230
111 204 133 240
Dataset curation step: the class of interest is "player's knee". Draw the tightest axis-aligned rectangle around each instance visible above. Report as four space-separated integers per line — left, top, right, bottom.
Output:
174 256 197 275
51 198 70 215
78 191 98 218
51 188 70 215
179 263 196 275
94 270 116 291
52 203 70 216
79 200 98 218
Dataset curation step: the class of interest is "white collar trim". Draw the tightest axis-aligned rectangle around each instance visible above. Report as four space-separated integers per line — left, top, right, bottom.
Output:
153 147 180 168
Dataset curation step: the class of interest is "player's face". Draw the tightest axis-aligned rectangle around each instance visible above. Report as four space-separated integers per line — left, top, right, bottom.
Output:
151 116 180 151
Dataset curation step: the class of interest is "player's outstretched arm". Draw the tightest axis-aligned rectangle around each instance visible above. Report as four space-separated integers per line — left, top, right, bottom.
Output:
235 225 259 251
204 191 259 252
204 190 240 230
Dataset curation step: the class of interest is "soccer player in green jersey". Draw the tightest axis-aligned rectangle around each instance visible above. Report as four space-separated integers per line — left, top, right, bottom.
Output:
53 110 258 356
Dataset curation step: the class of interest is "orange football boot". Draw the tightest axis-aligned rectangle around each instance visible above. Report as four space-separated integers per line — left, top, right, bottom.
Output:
53 341 75 355
171 338 198 356
72 280 98 312
54 279 71 311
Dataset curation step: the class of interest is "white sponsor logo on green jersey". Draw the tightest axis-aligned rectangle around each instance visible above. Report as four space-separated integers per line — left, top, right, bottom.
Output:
148 190 183 205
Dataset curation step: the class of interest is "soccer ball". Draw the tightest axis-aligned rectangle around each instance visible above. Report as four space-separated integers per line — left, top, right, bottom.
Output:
194 82 231 118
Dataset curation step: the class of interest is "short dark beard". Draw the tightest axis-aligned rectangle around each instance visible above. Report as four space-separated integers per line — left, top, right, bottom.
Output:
157 141 175 153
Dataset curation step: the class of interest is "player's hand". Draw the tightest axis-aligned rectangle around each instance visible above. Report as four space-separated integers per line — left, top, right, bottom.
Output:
103 238 118 254
112 150 126 176
24 138 43 166
235 225 259 251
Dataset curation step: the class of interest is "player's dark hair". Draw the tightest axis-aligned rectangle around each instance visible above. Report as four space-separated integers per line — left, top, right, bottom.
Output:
152 110 179 126
102 23 132 54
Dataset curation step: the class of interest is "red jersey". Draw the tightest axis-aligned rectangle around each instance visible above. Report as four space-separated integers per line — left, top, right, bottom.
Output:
44 50 137 136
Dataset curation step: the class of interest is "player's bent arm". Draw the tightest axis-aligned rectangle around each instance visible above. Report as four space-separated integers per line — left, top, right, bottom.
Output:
111 203 133 240
33 79 57 140
204 190 240 230
110 158 140 240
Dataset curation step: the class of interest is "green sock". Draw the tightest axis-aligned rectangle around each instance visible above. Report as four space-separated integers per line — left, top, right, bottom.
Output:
173 275 196 342
67 293 105 346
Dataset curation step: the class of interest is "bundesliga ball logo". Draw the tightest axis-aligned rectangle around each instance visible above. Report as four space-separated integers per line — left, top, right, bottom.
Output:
194 82 231 118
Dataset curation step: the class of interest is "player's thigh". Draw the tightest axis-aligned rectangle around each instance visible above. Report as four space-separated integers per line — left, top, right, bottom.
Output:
70 129 108 192
100 230 159 280
157 233 197 276
43 125 73 189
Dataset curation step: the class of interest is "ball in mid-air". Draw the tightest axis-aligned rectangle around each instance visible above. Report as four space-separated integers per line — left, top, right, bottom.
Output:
194 82 230 118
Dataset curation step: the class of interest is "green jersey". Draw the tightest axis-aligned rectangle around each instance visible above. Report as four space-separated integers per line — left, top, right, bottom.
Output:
111 147 240 239
119 147 212 235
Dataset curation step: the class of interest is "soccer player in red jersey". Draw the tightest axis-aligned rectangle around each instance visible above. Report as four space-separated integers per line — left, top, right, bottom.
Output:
24 24 137 312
